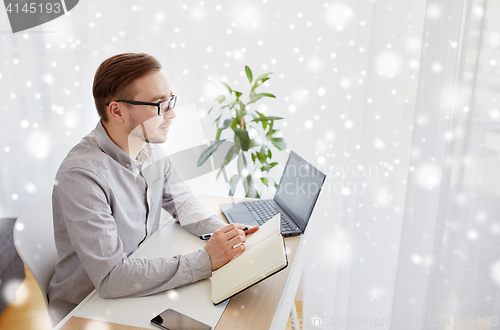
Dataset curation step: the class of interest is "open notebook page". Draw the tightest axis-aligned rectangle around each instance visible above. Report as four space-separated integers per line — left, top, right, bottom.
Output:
241 213 281 252
212 226 286 304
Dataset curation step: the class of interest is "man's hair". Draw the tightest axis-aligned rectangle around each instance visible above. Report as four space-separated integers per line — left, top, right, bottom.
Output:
92 53 162 122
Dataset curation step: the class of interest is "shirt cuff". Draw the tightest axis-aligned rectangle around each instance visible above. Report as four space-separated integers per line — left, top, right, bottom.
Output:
181 216 228 236
209 215 229 231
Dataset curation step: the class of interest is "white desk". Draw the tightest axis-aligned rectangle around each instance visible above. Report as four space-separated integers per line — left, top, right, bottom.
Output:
54 195 304 330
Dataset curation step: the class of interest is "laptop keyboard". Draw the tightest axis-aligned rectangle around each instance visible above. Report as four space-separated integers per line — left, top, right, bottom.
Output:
243 200 297 232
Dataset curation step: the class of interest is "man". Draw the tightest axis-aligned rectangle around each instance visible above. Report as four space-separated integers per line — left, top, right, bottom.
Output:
47 53 258 325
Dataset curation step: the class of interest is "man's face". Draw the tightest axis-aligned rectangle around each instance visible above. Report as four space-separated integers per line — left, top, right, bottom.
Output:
125 71 176 144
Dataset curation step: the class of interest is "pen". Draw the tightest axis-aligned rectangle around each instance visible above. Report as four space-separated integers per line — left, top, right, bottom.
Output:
199 227 249 240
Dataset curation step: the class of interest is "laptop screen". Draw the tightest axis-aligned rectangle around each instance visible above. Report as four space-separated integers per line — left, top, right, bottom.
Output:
274 151 326 232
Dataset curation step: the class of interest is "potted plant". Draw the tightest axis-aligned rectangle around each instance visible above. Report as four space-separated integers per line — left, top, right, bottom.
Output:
197 65 287 198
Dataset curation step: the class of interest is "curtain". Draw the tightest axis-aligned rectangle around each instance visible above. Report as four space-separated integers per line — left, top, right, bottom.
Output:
303 0 500 329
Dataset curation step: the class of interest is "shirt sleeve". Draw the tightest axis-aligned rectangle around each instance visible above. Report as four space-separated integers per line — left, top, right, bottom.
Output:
181 217 228 237
56 168 213 299
161 157 228 235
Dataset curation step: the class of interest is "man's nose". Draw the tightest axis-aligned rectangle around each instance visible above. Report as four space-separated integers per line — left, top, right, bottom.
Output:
165 107 176 119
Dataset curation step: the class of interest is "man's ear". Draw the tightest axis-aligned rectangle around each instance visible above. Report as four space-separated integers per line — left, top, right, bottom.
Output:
107 101 125 123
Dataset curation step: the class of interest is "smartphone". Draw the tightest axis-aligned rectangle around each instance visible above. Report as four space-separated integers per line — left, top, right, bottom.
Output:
151 308 212 330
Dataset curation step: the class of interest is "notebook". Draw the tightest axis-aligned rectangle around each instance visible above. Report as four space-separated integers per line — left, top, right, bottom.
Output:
211 214 287 305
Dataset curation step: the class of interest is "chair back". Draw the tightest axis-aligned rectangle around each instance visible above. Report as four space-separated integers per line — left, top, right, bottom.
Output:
13 196 57 321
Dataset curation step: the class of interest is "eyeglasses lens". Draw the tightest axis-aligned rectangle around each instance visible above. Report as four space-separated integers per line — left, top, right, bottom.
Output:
159 96 176 116
159 101 169 115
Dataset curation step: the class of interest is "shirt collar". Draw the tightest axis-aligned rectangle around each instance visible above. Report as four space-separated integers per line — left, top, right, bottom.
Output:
94 121 152 170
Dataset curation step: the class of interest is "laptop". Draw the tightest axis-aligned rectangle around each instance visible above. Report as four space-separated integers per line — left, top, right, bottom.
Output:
220 151 326 237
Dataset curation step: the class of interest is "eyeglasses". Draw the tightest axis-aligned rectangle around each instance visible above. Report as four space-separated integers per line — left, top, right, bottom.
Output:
106 95 177 116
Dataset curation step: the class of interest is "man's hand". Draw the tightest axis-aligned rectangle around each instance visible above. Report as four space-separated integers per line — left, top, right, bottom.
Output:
204 223 259 271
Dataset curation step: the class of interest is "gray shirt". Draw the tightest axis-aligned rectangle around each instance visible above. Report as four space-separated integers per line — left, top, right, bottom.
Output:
47 121 226 325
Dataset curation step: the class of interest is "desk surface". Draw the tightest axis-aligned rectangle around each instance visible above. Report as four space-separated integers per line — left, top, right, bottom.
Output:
56 195 302 330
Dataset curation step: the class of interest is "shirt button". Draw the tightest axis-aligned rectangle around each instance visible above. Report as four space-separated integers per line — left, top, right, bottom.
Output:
125 163 130 167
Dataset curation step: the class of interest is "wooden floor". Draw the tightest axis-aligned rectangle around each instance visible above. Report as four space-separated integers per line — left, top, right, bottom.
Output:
285 301 303 330
0 268 52 330
0 267 302 329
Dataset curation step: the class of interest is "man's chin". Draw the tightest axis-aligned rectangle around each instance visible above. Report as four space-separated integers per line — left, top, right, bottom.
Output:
145 133 168 144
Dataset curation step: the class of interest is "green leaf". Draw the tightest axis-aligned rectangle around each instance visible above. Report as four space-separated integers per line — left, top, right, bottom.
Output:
271 137 286 150
197 139 226 167
208 79 221 90
261 116 268 130
260 161 278 172
243 175 260 198
219 81 233 94
222 119 232 129
266 128 276 139
216 144 239 179
213 114 222 125
260 177 269 187
225 145 240 165
256 77 270 88
210 104 229 116
245 66 253 84
242 176 249 196
230 117 238 129
260 163 273 172
252 116 283 122
229 174 239 196
248 93 276 105
268 120 275 130
256 150 266 163
237 100 246 113
214 95 226 103
215 128 222 141
237 152 247 177
250 139 260 148
251 153 256 164
251 73 272 92
234 129 251 151
249 94 264 104
234 91 243 98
